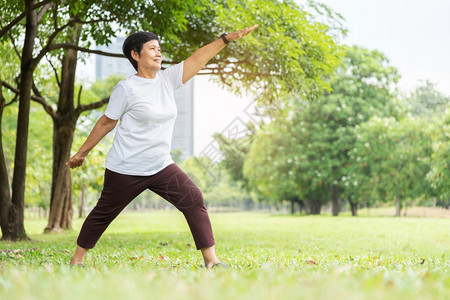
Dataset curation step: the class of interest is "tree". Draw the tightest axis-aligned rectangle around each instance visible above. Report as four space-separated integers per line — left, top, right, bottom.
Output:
350 117 433 216
0 37 21 239
0 0 53 240
319 45 402 215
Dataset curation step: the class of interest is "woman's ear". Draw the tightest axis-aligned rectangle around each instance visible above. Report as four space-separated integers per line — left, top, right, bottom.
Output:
131 49 140 63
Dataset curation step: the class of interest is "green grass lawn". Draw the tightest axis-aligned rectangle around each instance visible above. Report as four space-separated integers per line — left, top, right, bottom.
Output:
1 211 449 299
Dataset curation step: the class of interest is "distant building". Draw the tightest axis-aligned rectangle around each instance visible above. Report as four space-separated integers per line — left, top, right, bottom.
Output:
95 37 194 160
95 37 135 79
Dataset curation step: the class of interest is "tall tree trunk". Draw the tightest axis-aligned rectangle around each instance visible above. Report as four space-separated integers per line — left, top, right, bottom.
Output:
0 84 14 239
3 0 39 240
331 185 340 216
395 196 401 217
44 28 80 233
348 198 358 216
44 117 76 232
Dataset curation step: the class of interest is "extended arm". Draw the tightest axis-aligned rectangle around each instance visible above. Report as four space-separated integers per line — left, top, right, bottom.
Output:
66 115 118 169
182 24 258 84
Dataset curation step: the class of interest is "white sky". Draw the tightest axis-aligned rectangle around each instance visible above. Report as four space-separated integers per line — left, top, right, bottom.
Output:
319 0 450 94
78 0 450 156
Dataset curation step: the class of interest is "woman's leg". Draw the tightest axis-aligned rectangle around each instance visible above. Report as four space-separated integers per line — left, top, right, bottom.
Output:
148 164 221 267
70 169 148 265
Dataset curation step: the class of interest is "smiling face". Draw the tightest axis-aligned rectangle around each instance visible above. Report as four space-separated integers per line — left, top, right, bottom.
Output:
131 40 162 73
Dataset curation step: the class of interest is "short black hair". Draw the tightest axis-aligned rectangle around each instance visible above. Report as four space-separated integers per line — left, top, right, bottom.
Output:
122 32 160 71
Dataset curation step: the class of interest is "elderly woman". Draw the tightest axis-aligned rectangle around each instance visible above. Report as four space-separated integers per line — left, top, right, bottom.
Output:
67 25 258 269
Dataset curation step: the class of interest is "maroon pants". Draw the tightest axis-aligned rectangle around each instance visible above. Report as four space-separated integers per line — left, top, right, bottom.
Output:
76 164 215 250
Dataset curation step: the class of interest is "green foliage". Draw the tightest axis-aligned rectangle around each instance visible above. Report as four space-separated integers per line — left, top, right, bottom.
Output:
0 212 449 299
350 117 433 208
208 0 344 101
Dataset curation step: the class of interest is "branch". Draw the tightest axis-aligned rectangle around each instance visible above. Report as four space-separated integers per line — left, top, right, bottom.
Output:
8 31 21 59
76 17 116 25
199 69 267 77
49 43 126 58
0 80 55 117
77 97 110 114
31 80 56 118
31 95 56 118
0 80 18 95
45 54 60 87
52 0 57 31
7 94 19 107
0 81 4 106
31 80 44 99
163 58 254 67
0 82 19 107
0 0 52 38
77 85 82 108
36 1 54 23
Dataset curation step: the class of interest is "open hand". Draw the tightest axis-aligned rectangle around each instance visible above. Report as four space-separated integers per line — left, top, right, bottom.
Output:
226 24 258 42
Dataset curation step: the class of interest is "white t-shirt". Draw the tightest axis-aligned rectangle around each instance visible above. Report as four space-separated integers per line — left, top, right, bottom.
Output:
104 61 185 176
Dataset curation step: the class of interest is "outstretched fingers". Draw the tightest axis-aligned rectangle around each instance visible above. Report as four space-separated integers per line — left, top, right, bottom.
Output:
239 24 258 37
228 24 258 41
244 24 258 35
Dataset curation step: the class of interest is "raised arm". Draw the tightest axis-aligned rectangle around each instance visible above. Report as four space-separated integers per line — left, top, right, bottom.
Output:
66 115 118 169
182 24 258 84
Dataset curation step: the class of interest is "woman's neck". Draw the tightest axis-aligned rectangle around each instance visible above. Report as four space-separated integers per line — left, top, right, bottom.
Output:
135 68 158 79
